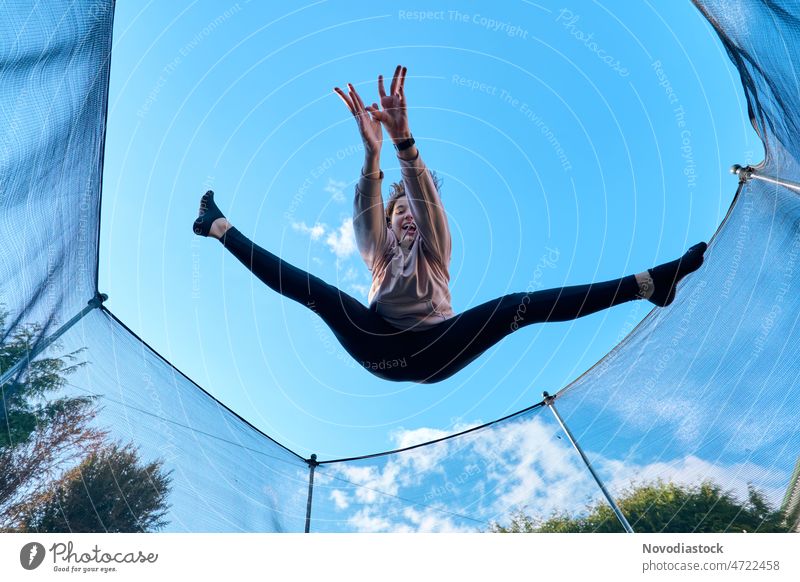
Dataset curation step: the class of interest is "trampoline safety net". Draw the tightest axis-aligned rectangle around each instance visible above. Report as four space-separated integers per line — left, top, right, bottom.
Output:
1 0 800 532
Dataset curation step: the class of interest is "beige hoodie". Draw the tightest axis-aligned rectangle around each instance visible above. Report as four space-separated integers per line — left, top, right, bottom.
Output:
353 151 454 331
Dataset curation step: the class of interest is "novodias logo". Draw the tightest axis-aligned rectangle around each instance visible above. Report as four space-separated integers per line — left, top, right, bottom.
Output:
20 542 46 570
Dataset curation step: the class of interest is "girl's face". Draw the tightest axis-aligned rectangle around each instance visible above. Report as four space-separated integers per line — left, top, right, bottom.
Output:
390 195 417 246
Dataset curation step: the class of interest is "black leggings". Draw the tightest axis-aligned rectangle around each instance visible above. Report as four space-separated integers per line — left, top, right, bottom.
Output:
221 227 642 384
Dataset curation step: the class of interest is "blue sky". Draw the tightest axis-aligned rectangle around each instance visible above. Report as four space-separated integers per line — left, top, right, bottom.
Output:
99 0 761 462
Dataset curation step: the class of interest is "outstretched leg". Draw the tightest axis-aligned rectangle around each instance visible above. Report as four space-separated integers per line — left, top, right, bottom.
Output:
409 244 707 383
193 191 392 351
407 274 643 383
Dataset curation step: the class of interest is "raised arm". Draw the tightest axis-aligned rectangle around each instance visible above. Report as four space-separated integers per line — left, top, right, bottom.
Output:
371 65 451 265
334 82 390 270
353 166 389 271
397 149 450 265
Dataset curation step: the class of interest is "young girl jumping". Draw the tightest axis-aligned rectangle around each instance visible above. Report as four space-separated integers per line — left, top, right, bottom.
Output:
193 65 706 384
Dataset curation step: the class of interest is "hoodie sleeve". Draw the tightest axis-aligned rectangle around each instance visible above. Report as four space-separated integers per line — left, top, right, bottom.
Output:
398 150 451 266
353 169 392 271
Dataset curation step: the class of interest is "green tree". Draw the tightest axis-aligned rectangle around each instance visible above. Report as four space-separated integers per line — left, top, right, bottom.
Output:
0 397 105 529
1 310 172 532
17 443 171 532
1 312 90 448
1 312 103 528
491 480 790 533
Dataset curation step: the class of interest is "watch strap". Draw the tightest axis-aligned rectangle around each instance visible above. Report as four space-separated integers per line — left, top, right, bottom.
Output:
393 134 415 151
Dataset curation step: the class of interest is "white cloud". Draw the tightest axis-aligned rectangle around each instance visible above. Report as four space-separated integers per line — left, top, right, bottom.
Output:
344 506 473 533
291 221 325 240
322 415 793 532
593 380 799 458
348 284 370 298
325 417 578 531
325 217 357 260
324 178 347 203
341 267 359 282
393 426 451 448
340 266 371 298
389 426 453 475
336 463 401 504
347 508 398 533
290 216 361 266
330 489 350 510
469 416 596 517
401 506 474 533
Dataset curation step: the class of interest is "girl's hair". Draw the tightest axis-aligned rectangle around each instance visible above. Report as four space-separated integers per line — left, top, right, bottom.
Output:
385 171 442 226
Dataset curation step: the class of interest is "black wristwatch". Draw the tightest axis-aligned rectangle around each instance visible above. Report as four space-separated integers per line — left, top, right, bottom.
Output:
393 134 415 152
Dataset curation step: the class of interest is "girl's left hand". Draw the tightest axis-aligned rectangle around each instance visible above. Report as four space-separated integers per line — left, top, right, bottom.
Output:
334 83 383 156
369 65 411 142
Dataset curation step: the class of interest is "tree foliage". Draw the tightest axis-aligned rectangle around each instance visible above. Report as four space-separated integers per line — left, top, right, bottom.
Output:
491 480 791 533
0 397 105 529
1 310 172 532
1 313 89 448
16 443 171 533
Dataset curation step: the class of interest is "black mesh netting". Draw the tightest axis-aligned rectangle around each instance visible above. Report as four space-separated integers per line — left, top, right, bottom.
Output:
2 0 800 532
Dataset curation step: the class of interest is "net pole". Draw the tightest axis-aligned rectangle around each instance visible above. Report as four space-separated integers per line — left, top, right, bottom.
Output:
0 292 108 388
731 164 800 192
304 454 318 533
543 392 634 533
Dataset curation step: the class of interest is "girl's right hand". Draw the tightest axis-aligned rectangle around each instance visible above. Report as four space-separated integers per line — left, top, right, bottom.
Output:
334 83 382 157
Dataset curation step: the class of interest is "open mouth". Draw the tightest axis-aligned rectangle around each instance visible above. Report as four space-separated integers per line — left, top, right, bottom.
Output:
402 223 416 235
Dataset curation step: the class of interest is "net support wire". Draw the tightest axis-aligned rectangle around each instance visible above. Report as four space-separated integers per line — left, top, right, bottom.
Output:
542 391 635 533
731 164 800 192
1 292 108 396
305 453 318 533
